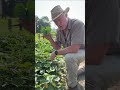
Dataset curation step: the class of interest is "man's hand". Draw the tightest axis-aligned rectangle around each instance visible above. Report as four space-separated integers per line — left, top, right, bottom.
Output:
50 51 56 61
43 33 52 41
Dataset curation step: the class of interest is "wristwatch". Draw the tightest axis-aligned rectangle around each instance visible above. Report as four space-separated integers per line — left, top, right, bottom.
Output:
54 50 58 55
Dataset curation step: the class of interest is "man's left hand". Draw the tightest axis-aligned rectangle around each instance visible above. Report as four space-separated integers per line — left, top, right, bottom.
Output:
50 51 56 61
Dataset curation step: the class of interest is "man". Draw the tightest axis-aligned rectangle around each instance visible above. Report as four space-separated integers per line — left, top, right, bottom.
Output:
44 5 85 90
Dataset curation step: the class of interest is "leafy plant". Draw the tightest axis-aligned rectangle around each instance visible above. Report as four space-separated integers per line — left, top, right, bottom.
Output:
26 0 35 22
14 3 26 19
14 0 34 22
39 16 52 35
0 31 34 89
35 34 66 90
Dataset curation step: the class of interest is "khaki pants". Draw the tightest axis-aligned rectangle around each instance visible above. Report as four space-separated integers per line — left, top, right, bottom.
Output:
64 49 85 88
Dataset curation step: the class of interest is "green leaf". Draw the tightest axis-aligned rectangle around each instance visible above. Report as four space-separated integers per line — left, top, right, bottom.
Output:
47 84 55 90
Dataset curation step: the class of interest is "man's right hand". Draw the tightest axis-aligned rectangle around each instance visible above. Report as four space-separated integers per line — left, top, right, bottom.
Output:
43 33 61 50
43 33 52 41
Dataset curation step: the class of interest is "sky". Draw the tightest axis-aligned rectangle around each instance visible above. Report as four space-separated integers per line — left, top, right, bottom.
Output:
35 0 85 28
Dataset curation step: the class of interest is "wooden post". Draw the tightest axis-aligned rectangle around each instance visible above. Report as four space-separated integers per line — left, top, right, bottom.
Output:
8 17 12 32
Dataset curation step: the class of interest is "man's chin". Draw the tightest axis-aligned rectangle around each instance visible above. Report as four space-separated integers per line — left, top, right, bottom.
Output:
60 28 65 31
59 28 63 30
59 27 66 30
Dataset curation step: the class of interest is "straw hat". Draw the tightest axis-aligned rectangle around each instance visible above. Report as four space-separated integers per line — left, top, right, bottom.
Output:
50 5 70 22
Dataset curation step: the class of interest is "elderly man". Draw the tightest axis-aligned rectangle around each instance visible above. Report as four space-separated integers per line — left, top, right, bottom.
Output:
44 5 85 90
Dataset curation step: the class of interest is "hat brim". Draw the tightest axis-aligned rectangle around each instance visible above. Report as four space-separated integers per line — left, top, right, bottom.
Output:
49 7 70 23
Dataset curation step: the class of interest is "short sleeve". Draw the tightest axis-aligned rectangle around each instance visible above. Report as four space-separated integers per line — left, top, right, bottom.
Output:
71 21 85 45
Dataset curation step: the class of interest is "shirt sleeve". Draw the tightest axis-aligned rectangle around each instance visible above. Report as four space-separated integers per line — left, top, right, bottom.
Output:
71 20 85 45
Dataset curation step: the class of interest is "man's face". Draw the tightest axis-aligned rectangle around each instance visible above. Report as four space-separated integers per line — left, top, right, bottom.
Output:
53 14 68 30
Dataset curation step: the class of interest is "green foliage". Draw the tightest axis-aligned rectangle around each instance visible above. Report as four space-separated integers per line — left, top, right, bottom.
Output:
35 35 66 90
14 0 34 22
26 0 35 14
26 0 35 22
0 32 34 89
41 26 51 35
39 16 52 35
14 3 26 18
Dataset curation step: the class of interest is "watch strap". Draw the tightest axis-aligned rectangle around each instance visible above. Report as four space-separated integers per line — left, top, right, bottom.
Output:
54 50 58 55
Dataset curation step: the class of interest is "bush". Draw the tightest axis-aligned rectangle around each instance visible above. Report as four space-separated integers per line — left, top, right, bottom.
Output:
35 35 66 90
0 32 34 89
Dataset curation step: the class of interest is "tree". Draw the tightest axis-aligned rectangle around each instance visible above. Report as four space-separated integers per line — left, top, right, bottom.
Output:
35 15 40 33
